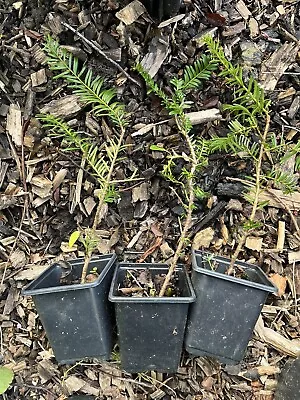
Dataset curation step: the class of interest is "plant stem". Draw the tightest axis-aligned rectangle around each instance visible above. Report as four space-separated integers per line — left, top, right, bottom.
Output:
80 126 126 283
159 116 197 296
226 114 271 275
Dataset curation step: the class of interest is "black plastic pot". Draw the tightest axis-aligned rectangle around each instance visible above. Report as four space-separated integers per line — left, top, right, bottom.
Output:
109 263 195 373
23 254 117 364
185 250 277 364
143 0 181 21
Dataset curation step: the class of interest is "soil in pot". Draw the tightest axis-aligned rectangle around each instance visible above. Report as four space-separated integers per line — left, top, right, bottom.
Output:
23 254 117 364
185 250 277 365
118 267 182 297
109 263 195 373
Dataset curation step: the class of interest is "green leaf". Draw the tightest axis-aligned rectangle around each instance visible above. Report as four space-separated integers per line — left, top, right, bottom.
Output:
0 367 14 394
150 144 167 152
69 231 81 248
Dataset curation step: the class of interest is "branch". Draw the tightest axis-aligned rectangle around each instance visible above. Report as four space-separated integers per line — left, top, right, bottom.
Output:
62 22 141 88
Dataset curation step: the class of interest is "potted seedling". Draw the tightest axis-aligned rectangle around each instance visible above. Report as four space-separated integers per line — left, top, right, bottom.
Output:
185 250 277 364
22 36 132 364
108 55 217 372
109 262 195 372
184 37 282 364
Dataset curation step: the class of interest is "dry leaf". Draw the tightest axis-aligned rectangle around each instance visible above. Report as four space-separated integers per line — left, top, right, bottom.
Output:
269 273 287 296
52 169 68 191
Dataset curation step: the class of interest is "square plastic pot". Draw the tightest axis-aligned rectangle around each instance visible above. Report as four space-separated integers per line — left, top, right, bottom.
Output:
22 254 117 364
109 263 195 373
143 0 181 20
185 250 277 364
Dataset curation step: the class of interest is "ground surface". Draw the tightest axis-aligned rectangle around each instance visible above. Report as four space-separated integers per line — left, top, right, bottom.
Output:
0 0 300 399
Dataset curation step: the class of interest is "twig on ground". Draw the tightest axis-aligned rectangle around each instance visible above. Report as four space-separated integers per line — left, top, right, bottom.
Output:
125 269 149 297
276 220 285 250
138 236 163 263
14 383 57 397
1 128 41 284
266 188 300 239
62 22 141 87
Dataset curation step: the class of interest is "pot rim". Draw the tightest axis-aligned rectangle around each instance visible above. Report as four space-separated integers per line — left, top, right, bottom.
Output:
192 250 277 293
109 263 196 303
22 254 117 295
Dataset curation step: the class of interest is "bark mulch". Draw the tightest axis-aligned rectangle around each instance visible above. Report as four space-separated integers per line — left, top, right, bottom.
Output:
0 0 299 399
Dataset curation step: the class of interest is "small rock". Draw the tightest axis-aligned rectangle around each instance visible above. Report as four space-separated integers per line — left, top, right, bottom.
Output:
172 205 185 216
226 199 244 212
142 168 156 179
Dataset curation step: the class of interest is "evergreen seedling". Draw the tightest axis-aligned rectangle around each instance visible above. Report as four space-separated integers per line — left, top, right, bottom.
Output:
136 55 217 295
40 36 130 283
203 36 297 272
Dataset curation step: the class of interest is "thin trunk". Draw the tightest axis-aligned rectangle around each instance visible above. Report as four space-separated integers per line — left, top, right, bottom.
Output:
81 127 125 283
159 118 197 296
226 114 270 275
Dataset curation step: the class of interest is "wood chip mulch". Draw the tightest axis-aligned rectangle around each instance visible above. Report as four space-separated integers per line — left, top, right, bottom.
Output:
0 0 299 399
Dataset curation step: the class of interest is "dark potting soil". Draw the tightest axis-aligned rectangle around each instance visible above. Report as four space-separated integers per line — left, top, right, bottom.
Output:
202 257 250 281
119 268 181 297
58 261 99 285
